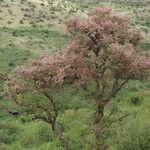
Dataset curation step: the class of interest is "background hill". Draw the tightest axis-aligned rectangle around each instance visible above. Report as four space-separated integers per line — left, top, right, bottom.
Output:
0 0 150 150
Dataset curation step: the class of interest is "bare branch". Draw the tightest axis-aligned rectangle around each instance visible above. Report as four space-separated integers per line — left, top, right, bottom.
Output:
107 113 129 128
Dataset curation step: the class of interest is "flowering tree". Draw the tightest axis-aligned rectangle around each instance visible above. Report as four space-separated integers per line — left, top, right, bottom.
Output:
4 7 150 150
4 54 72 150
4 48 94 150
66 7 150 149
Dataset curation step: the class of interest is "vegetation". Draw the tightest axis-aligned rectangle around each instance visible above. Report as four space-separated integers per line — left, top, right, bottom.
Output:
0 0 150 150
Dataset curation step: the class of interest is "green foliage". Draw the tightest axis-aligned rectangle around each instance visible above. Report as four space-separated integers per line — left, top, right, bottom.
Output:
114 118 150 150
130 96 142 105
53 86 91 111
18 122 54 148
0 121 20 145
60 109 92 150
142 42 150 52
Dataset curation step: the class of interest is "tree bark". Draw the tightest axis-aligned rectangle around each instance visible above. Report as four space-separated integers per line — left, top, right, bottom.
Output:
43 93 69 150
52 123 69 150
93 100 108 150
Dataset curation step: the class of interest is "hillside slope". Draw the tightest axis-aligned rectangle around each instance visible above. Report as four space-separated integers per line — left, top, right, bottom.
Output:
0 0 84 28
0 1 150 150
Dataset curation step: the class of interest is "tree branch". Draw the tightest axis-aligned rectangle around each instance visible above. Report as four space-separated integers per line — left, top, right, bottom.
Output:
42 91 58 123
107 113 129 128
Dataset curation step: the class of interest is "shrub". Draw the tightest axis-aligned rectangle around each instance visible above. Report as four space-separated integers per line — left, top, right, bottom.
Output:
19 20 24 24
19 122 54 148
9 62 15 67
130 96 142 105
7 21 12 24
115 123 150 150
0 121 20 144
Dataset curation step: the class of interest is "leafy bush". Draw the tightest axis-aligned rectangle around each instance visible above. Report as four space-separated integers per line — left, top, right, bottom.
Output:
114 117 150 150
19 122 54 148
0 121 20 144
130 96 142 105
117 126 150 150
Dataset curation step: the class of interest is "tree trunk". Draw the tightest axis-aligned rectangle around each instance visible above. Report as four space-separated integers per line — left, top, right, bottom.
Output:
93 100 108 150
52 124 69 150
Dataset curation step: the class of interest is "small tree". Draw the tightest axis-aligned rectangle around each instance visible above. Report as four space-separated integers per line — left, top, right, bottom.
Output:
4 54 72 150
4 44 92 150
66 8 150 149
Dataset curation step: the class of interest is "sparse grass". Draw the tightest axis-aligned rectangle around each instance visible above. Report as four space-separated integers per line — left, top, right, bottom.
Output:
0 26 69 73
0 44 34 73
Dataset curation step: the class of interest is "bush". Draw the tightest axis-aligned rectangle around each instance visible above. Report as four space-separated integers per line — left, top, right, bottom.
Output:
117 126 150 150
130 96 142 105
19 122 54 148
0 121 20 144
114 118 150 150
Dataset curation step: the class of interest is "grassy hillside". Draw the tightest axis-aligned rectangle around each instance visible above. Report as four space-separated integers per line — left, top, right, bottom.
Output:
0 0 150 150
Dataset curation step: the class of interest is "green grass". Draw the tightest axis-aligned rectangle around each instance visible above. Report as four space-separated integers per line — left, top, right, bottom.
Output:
0 86 149 150
0 26 69 73
0 44 35 73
